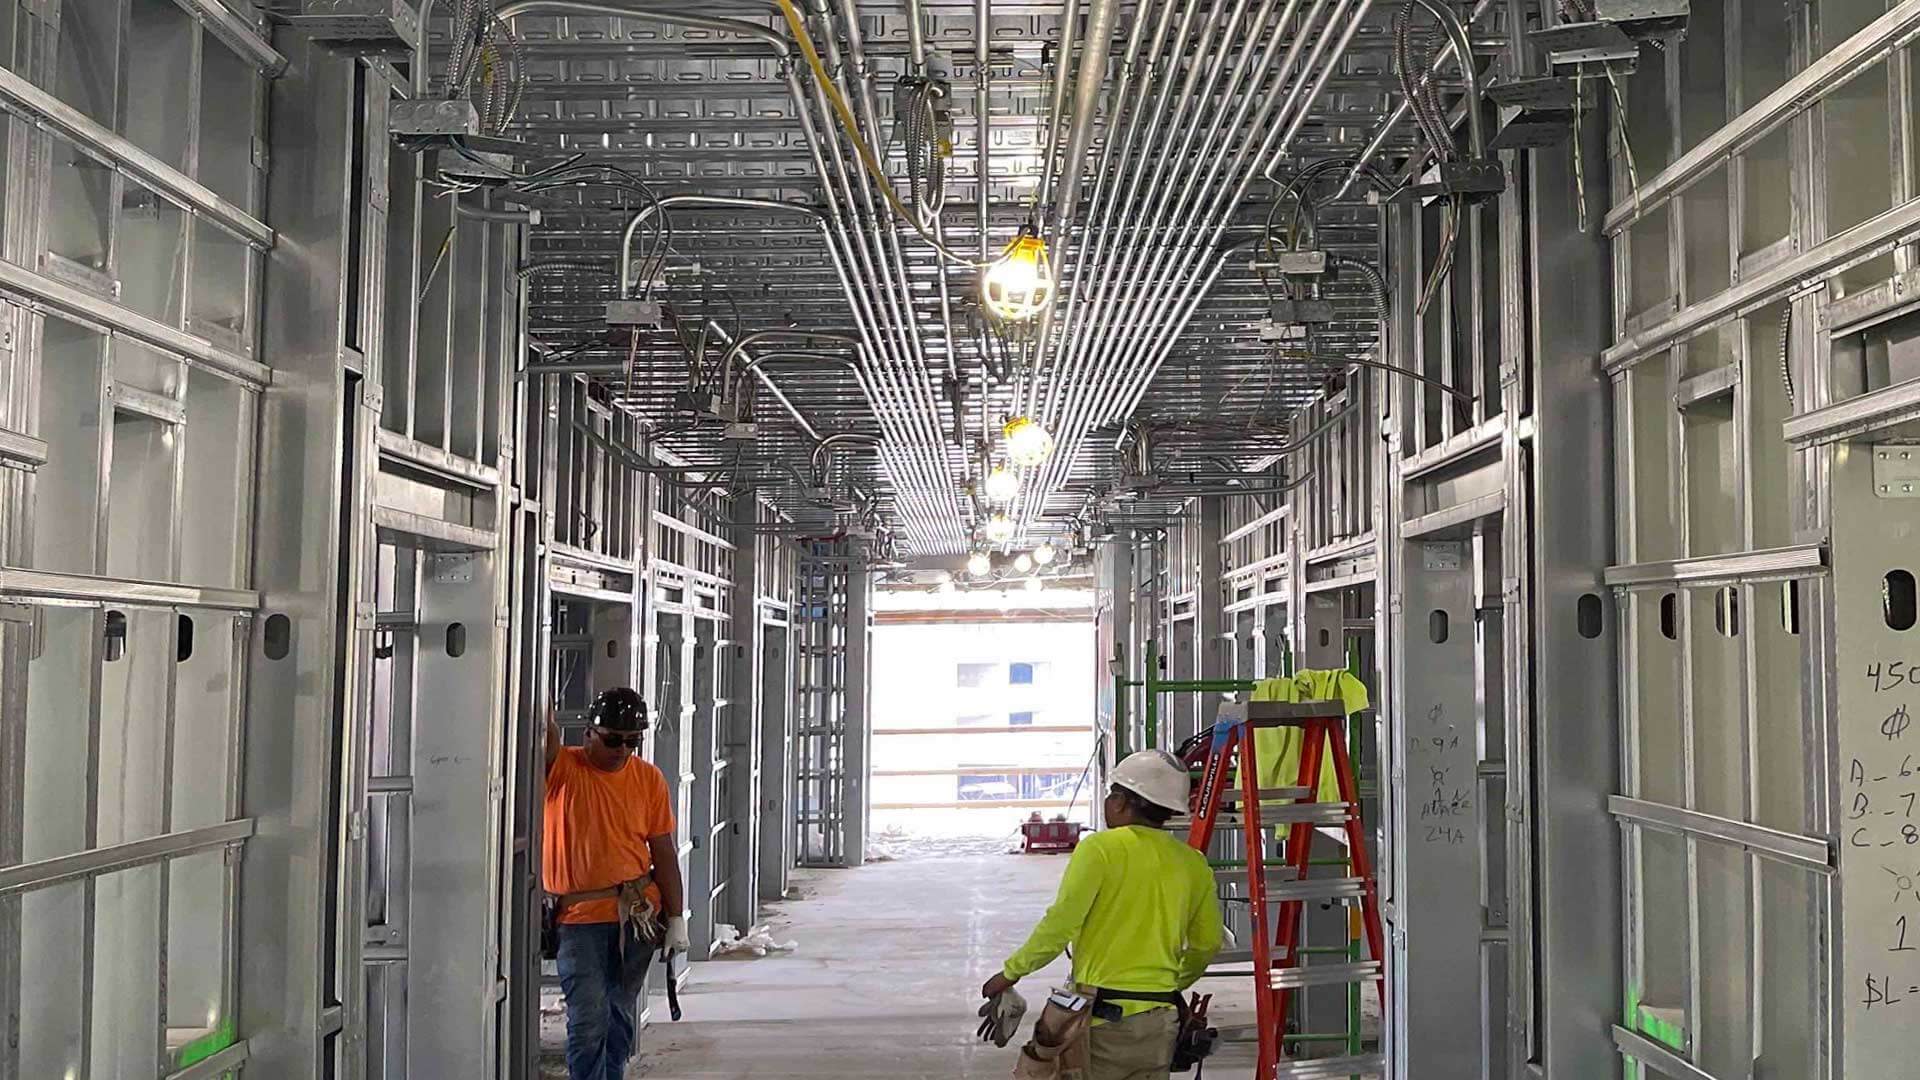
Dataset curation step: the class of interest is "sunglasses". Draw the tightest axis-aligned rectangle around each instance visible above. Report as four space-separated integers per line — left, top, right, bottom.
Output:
594 729 645 749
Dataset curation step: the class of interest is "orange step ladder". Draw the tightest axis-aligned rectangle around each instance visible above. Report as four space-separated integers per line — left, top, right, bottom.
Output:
1183 700 1386 1079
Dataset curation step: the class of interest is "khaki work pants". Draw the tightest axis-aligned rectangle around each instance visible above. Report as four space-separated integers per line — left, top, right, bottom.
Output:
1086 1006 1179 1080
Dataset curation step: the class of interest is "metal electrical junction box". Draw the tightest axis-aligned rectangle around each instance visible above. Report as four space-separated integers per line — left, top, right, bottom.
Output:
1595 0 1690 38
1269 299 1337 324
1259 319 1311 342
288 0 421 49
606 299 664 328
1266 251 1328 276
390 100 481 138
1530 20 1639 68
1408 160 1507 203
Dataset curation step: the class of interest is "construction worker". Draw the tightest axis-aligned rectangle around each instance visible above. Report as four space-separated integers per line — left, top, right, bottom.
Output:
544 687 688 1080
982 749 1224 1080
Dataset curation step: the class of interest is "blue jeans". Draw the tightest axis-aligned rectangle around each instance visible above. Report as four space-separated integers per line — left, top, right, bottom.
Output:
556 922 654 1080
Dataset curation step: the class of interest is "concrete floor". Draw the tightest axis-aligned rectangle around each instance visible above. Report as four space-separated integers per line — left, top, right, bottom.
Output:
540 839 1380 1078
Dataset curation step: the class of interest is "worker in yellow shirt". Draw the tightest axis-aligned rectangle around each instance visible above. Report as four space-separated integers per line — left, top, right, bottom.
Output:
981 750 1224 1080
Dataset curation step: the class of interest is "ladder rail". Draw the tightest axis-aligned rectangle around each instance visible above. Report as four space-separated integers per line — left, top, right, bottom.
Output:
1237 720 1284 1080
1185 707 1386 1080
1326 715 1387 1006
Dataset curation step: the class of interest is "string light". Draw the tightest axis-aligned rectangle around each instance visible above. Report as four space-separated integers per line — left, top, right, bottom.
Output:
981 230 1055 322
1024 577 1044 593
1014 553 1034 573
984 513 1016 543
967 551 992 576
983 466 1019 503
1003 416 1055 466
1033 542 1056 565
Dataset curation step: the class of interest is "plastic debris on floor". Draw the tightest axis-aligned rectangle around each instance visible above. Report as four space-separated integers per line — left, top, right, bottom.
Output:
711 922 799 958
864 826 1028 862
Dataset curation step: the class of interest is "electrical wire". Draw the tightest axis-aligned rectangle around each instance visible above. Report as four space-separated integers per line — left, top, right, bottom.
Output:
1277 346 1476 404
1572 68 1588 232
1416 195 1461 317
1779 305 1796 410
1605 69 1642 207
771 0 992 269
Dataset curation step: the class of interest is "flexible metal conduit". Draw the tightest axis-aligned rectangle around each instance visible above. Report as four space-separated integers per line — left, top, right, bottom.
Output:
1329 0 1498 198
617 195 814 300
719 329 862 400
811 432 886 483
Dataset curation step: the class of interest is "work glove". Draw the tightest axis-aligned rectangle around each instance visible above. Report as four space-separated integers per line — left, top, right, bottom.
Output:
664 914 691 955
975 987 1028 1047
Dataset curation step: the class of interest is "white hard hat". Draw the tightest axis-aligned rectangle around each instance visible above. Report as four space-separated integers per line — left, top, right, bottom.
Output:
1110 750 1191 812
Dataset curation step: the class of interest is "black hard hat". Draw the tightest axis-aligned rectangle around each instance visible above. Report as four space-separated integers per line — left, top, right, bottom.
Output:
586 687 648 732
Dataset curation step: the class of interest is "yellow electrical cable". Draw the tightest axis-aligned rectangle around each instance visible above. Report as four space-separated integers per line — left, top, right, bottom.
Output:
772 0 990 269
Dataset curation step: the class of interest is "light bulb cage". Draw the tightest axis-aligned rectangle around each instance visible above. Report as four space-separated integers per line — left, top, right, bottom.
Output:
981 233 1056 323
1003 416 1055 467
982 466 1020 504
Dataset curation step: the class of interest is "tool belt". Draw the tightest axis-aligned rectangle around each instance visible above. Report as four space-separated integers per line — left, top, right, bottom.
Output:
1088 987 1185 1024
1089 989 1216 1075
1011 990 1092 1080
554 871 662 941
541 872 682 1021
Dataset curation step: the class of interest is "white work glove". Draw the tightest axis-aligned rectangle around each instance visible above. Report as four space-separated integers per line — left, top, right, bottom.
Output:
976 987 1028 1047
664 914 690 955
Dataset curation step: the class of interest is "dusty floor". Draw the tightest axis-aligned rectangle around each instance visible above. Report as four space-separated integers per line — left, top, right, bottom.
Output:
540 835 1376 1078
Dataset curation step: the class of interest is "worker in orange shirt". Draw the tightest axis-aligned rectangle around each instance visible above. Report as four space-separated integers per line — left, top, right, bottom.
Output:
544 687 687 1080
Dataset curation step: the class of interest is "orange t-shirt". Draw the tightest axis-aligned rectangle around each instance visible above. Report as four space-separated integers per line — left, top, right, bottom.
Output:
543 747 677 925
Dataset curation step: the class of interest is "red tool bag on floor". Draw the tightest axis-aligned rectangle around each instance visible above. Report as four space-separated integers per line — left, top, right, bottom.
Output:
1020 815 1085 854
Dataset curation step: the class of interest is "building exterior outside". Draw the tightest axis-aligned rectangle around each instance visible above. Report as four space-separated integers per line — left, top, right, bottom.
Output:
871 618 1098 838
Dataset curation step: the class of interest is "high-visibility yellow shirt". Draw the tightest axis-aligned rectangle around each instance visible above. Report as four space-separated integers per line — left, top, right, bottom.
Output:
1002 824 1223 1018
1251 669 1369 803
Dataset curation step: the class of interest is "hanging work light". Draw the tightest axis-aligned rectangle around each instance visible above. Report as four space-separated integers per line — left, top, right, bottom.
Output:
1033 541 1056 566
984 513 1016 543
981 229 1055 322
967 551 992 576
1003 416 1055 467
983 466 1020 503
1014 553 1034 573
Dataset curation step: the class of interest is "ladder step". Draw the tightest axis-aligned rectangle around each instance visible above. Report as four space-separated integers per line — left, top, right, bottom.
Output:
1219 786 1311 805
1170 804 1354 830
1214 864 1298 884
1266 876 1369 902
1262 803 1358 825
1272 1053 1385 1078
1268 960 1382 990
